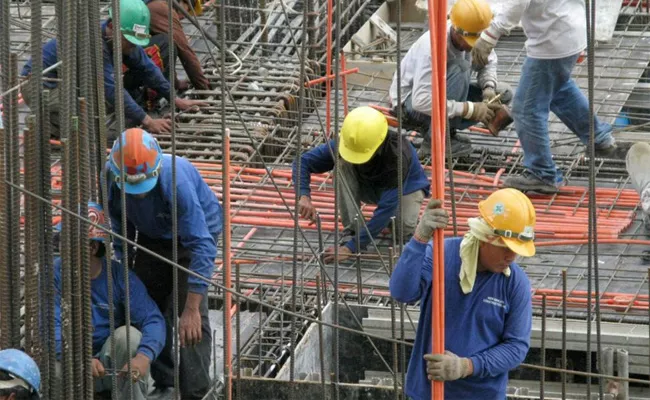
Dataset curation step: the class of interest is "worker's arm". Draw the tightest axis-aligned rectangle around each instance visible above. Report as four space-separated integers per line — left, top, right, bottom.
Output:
469 270 532 377
53 257 63 359
485 0 531 40
126 46 172 101
476 50 498 90
410 47 469 119
148 2 209 90
103 49 149 124
389 238 432 303
291 141 336 198
120 262 166 361
176 182 218 294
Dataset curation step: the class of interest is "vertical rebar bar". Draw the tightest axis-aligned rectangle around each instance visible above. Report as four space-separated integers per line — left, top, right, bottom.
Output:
223 125 233 399
42 89 58 400
355 216 362 304
258 284 263 377
8 53 21 348
109 0 133 396
0 124 7 351
617 349 629 400
333 0 342 396
24 121 37 360
315 274 326 399
540 294 546 400
60 139 74 400
562 269 567 400
79 97 94 399
388 248 399 400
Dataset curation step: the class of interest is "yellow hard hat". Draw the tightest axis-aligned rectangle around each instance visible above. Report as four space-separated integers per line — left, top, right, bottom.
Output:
339 106 388 164
478 188 536 257
449 0 493 47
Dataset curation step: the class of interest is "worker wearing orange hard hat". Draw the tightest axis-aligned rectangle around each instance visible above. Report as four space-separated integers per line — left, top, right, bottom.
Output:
390 0 512 159
390 188 534 399
470 0 623 194
292 106 430 263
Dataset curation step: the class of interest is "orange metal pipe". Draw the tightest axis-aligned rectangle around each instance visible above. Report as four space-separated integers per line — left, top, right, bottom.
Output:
304 67 360 87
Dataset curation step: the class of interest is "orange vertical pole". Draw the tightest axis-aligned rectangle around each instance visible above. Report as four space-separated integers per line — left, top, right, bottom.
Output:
325 0 333 136
223 128 233 397
340 50 349 116
427 0 447 398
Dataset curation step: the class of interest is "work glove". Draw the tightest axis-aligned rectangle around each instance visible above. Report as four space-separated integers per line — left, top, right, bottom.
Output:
471 35 496 69
424 351 472 382
482 86 497 103
462 102 500 125
414 199 449 243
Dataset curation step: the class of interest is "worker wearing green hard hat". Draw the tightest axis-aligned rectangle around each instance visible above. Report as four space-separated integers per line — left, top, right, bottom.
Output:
109 0 152 47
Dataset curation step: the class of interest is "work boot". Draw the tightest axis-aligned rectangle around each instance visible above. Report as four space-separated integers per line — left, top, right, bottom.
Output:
594 142 630 160
339 228 356 246
503 171 562 195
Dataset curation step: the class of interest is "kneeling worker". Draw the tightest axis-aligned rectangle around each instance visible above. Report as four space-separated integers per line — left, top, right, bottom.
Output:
293 106 430 263
54 202 166 400
390 188 533 399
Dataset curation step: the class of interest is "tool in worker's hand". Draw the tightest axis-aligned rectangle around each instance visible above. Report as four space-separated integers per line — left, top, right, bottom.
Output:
102 368 146 383
486 92 502 105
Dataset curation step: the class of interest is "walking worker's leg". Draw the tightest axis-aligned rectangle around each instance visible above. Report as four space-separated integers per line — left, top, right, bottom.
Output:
95 326 154 400
510 57 560 185
548 54 614 148
399 189 426 238
336 160 362 231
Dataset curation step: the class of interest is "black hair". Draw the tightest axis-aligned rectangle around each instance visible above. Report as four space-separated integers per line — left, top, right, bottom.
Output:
92 241 106 259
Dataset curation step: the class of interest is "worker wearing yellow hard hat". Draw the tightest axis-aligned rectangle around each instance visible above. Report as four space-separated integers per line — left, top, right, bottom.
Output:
389 0 513 159
390 188 535 399
292 106 430 263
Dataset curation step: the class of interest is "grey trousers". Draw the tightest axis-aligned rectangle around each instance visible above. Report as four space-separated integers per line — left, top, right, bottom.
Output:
337 160 425 240
21 85 61 139
56 326 154 399
95 326 155 399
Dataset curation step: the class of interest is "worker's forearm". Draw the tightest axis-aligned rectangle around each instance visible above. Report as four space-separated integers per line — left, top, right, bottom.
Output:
184 292 203 311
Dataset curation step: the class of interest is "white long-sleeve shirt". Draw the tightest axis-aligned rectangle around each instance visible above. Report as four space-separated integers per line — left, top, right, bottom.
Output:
488 0 586 59
389 24 498 118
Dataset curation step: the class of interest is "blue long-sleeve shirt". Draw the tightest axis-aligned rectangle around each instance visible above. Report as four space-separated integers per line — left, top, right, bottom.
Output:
107 155 223 294
292 139 430 252
21 20 171 124
54 256 166 361
389 237 532 400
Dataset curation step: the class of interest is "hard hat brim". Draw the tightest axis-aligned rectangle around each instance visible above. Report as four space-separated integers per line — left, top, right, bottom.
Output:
194 0 204 16
116 174 159 195
502 237 535 257
124 33 150 47
339 141 380 164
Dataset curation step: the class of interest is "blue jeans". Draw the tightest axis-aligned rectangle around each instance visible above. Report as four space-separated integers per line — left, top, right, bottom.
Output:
512 53 614 184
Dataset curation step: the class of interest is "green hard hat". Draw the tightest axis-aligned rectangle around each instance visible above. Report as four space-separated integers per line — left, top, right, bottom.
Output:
108 0 151 46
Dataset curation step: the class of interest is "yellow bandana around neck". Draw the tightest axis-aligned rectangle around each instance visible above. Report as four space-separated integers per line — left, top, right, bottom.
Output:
459 217 511 294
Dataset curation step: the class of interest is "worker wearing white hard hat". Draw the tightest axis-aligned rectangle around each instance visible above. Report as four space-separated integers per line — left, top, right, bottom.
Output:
390 188 534 399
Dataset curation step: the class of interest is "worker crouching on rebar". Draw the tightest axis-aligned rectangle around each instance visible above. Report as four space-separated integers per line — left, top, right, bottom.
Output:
53 202 165 400
390 189 534 400
20 0 205 139
0 349 41 400
139 0 210 92
389 0 512 159
105 128 223 399
470 0 623 194
292 106 430 263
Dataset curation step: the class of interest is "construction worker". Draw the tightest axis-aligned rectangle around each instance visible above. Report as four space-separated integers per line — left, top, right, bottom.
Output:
389 0 509 159
293 106 430 263
471 0 623 194
53 202 165 400
106 128 222 399
140 0 210 91
626 142 650 234
390 188 533 399
20 0 205 138
0 349 40 400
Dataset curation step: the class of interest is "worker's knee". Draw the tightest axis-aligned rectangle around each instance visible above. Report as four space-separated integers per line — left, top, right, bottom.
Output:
402 190 426 233
113 326 143 355
495 82 513 105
